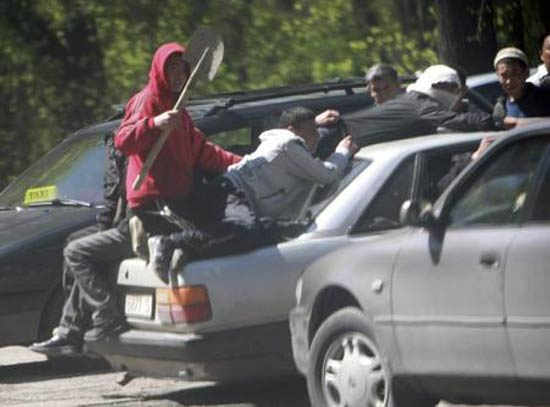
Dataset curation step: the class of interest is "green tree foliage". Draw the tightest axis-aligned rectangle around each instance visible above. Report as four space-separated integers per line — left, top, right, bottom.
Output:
0 0 546 189
493 0 550 59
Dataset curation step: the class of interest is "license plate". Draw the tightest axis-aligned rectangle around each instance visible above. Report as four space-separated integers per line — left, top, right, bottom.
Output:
125 294 153 319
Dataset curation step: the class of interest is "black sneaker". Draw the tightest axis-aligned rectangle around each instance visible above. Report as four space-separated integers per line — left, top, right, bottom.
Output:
84 320 127 342
147 235 174 284
29 335 82 357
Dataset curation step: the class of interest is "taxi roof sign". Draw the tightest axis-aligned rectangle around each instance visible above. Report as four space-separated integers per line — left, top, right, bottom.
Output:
24 186 58 205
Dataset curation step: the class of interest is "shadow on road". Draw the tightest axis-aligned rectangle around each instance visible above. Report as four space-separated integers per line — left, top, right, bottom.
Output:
0 356 110 384
104 376 311 407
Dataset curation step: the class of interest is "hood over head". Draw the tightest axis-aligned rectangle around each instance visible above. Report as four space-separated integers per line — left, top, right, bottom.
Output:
407 64 461 109
146 42 186 110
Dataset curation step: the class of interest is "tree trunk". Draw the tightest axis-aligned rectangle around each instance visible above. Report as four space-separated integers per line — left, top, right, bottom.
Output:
538 0 550 34
435 0 498 75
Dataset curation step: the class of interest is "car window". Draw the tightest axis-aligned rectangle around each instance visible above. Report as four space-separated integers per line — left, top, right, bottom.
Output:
352 155 415 233
208 127 254 155
420 141 481 201
298 158 372 221
447 136 549 227
351 141 481 234
0 134 105 207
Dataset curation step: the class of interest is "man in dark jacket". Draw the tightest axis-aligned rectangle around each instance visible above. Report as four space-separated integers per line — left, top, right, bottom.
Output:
344 64 505 147
493 47 550 118
365 63 401 105
29 132 130 356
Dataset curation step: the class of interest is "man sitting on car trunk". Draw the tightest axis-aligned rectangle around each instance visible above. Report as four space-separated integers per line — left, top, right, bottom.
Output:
148 107 359 283
30 41 240 355
29 132 132 356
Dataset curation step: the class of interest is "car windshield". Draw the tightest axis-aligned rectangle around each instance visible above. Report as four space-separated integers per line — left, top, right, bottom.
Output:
296 158 372 221
0 134 105 208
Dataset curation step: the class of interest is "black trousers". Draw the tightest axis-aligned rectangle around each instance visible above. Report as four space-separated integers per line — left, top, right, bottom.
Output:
138 178 279 261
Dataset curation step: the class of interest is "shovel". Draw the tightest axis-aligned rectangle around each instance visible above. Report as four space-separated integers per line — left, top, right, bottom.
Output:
132 27 224 191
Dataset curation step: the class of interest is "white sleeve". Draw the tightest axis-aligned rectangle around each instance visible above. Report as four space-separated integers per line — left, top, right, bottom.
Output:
283 141 351 185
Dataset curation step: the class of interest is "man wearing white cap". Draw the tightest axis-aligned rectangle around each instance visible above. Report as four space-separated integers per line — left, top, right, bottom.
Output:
494 46 550 118
344 64 501 146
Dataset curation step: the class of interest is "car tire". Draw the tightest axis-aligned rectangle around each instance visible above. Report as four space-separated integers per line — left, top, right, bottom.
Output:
306 307 437 407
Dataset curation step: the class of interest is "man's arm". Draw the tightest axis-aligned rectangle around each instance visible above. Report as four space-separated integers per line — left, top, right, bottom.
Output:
420 99 499 132
283 136 356 185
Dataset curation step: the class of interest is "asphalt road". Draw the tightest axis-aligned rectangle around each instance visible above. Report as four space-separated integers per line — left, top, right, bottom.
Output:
0 346 544 407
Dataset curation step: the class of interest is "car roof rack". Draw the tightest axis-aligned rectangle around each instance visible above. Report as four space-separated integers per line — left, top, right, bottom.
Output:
190 77 368 117
109 74 418 119
200 77 366 102
196 74 417 116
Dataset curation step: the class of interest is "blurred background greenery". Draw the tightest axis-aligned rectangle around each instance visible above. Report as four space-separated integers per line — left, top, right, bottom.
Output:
1 0 548 189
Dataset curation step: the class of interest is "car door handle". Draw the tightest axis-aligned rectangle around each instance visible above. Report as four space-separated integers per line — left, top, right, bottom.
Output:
479 252 499 270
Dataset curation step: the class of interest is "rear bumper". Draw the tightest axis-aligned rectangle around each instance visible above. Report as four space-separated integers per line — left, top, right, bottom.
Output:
86 321 297 381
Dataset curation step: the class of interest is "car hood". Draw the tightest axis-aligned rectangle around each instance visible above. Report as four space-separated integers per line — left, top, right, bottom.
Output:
0 207 100 258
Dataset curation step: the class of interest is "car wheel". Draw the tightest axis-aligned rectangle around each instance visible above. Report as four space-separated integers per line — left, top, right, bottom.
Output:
306 307 436 407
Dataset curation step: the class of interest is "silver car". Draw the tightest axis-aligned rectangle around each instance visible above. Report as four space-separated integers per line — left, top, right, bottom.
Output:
290 121 550 406
88 131 487 382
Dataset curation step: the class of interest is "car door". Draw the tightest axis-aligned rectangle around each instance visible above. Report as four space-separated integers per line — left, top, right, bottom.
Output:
392 135 550 378
505 145 550 379
350 141 478 234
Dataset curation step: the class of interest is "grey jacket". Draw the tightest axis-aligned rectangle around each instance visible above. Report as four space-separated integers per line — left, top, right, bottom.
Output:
225 129 351 219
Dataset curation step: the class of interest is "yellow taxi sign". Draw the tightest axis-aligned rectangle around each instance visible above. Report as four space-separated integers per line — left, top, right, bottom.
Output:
24 186 58 204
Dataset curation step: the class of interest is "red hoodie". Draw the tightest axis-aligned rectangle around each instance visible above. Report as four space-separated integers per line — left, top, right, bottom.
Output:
115 42 240 208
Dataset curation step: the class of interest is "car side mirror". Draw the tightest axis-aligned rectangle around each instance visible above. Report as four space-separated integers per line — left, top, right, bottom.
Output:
399 199 437 228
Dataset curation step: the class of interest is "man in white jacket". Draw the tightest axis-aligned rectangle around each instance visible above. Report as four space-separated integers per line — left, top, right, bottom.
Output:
528 32 550 88
225 107 357 219
149 107 358 282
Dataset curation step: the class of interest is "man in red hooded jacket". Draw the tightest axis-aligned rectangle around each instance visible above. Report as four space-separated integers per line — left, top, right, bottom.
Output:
116 42 240 211
116 42 240 278
29 42 240 356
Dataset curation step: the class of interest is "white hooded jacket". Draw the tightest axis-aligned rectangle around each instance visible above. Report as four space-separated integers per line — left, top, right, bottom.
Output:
225 129 351 219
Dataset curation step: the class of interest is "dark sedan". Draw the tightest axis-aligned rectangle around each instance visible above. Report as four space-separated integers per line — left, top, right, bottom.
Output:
0 124 109 346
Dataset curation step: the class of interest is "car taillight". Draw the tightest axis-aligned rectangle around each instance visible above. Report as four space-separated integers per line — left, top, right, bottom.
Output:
156 285 211 324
